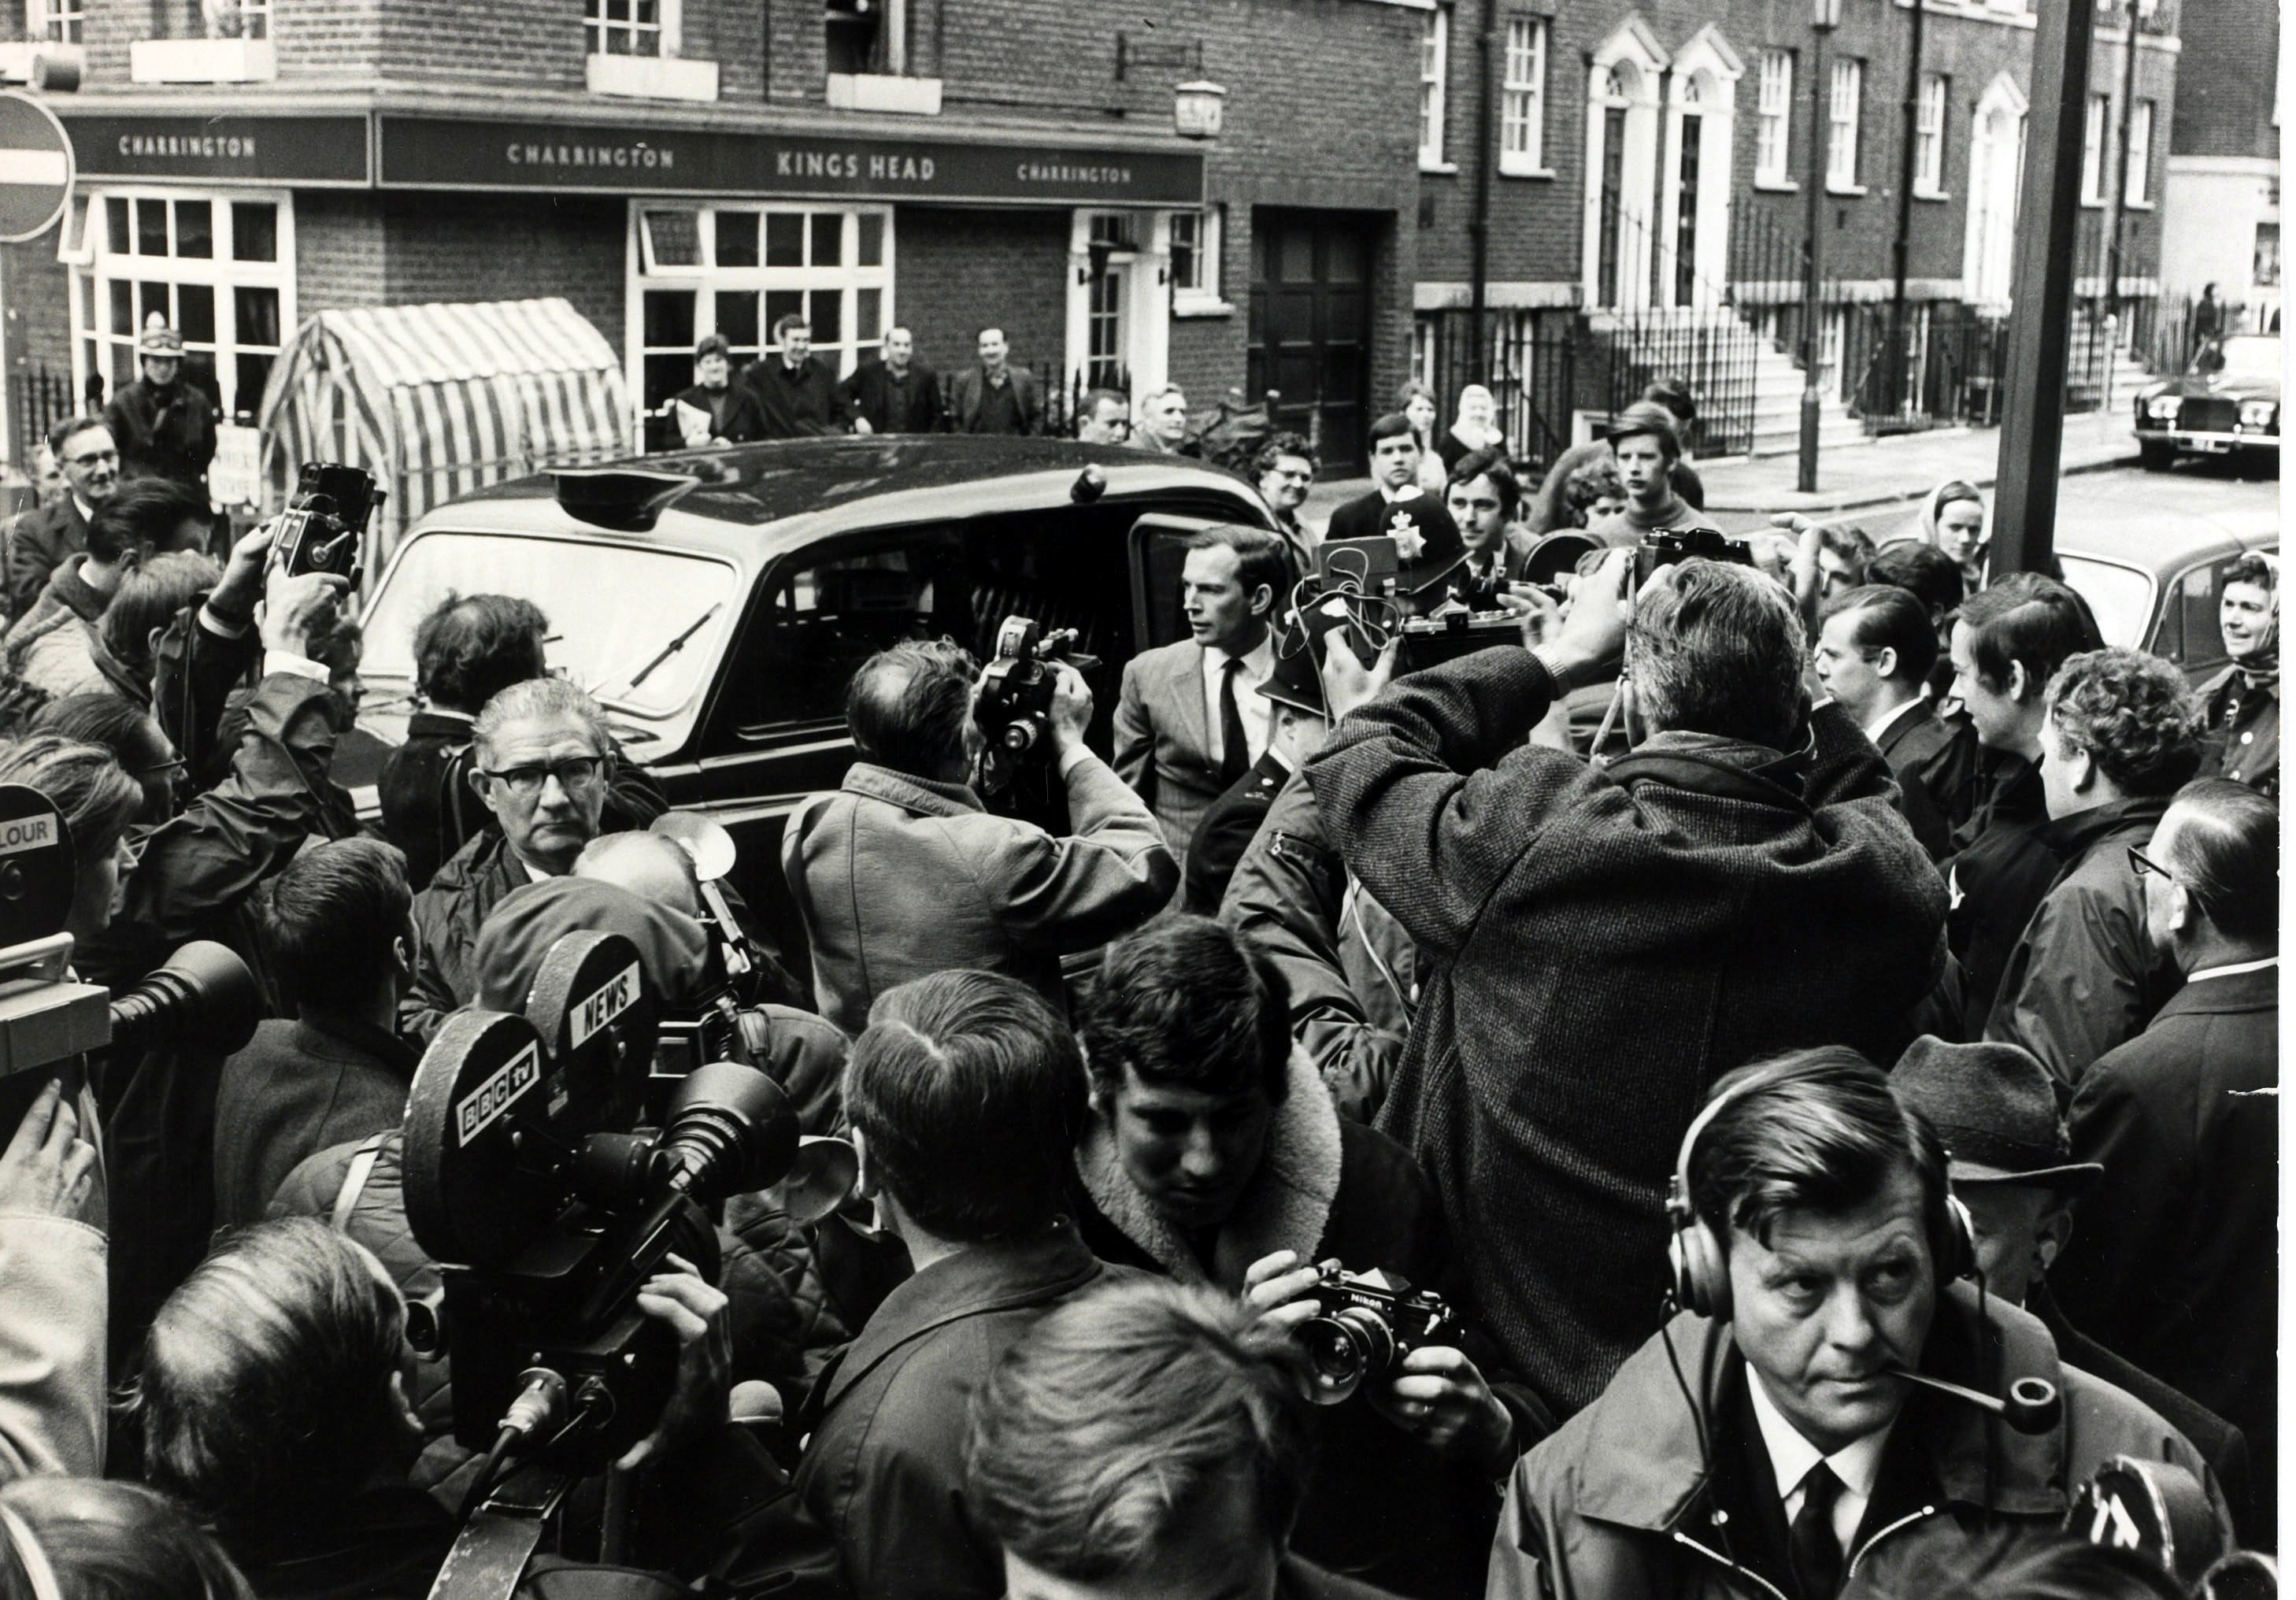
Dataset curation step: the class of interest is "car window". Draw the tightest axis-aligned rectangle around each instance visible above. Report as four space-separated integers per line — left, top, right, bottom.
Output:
2170 560 2239 674
2057 556 2153 651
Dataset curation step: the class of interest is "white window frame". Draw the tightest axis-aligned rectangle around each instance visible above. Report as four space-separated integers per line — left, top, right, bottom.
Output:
1915 72 1948 196
2080 93 2108 204
1756 49 1793 187
39 0 83 43
1419 8 1450 171
70 187 294 426
220 0 272 39
1499 15 1549 176
626 202 894 413
2124 98 2153 206
587 0 673 57
1168 204 1227 313
1827 57 1863 192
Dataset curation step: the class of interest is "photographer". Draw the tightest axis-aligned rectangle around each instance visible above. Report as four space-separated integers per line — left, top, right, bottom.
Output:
782 639 1175 1035
1304 549 1947 1420
1072 914 1532 1594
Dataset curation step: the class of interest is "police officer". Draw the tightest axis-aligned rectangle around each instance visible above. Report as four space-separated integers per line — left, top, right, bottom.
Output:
104 325 218 494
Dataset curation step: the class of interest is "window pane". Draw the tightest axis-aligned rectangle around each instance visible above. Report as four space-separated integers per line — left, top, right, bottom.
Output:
1327 230 1366 283
765 213 803 268
856 287 882 342
235 353 273 420
175 199 213 259
139 282 170 335
232 202 278 261
856 212 884 267
136 200 167 258
108 279 133 336
644 354 689 409
810 212 843 266
177 282 216 344
235 286 281 350
764 288 804 335
104 196 128 255
644 209 701 269
716 209 760 268
714 291 759 354
643 288 696 350
811 290 843 347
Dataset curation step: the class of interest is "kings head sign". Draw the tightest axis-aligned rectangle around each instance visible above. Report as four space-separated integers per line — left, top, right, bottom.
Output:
0 91 74 245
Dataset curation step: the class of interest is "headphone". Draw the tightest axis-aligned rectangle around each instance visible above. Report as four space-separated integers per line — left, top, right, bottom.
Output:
1664 1057 1976 1320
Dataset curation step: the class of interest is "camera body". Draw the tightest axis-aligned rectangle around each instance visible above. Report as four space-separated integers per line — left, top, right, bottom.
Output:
269 462 383 587
1394 609 1520 672
1297 1262 1461 1405
973 617 1101 792
1632 526 1755 591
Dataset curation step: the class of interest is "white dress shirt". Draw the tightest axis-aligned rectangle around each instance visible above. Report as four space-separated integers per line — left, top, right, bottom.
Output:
1864 696 1926 746
2186 955 2278 985
1201 632 1276 770
1746 1371 1894 1557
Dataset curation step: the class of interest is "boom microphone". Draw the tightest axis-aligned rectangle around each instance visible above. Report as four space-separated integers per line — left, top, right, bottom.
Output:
1883 1366 2061 1434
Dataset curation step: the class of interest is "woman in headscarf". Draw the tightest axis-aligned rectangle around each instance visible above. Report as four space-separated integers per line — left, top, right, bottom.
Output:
1919 480 1989 592
2198 551 2278 796
1398 380 1450 496
1440 383 1509 475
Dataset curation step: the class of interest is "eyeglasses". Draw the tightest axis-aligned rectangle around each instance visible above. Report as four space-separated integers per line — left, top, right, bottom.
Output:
480 755 609 798
63 449 117 469
136 756 187 783
2126 844 2176 883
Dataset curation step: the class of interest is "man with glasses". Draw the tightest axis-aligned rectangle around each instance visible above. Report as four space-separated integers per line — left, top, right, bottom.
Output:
400 675 621 1043
6 417 120 624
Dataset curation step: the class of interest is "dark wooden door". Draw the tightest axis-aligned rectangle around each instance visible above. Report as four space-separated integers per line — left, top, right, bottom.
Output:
1248 209 1374 472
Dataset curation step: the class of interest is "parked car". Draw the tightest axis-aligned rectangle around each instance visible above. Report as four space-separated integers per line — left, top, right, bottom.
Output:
2056 520 2279 686
2133 335 2281 473
336 435 1272 956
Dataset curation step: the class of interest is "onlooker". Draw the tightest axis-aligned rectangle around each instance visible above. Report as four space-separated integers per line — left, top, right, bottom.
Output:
1397 382 1447 497
670 332 766 446
401 676 622 1043
784 638 1173 1034
1986 648 2203 1085
30 694 186 826
0 1478 251 1600
742 313 843 439
2193 282 2224 350
793 971 1110 1600
1073 386 1131 445
2053 780 2278 1536
950 328 1042 435
1813 584 1956 857
841 324 945 436
1306 551 1947 1415
1920 480 1989 593
104 324 217 492
1133 384 1192 455
1253 432 1317 581
1184 633 1328 913
1866 539 1968 722
1320 414 1463 583
1442 449 1526 604
1071 914 1527 1593
1811 524 1876 607
1941 574 2103 1034
34 550 220 707
211 838 417 1231
2196 552 2276 796
1438 383 1507 476
1487 1049 2227 1598
967 1277 1402 1600
0 1073 104 1478
1562 454 1627 528
7 477 199 654
1522 441 1609 536
1892 1035 2253 1537
5 416 117 622
1115 524 1290 857
1640 375 1708 510
1587 401 1694 546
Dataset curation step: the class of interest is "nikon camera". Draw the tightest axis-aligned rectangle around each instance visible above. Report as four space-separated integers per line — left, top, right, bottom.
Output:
1631 525 1756 591
1297 1262 1462 1405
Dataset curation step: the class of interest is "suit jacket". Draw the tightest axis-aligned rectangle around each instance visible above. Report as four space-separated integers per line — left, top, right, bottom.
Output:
1944 754 2057 1036
1182 748 1291 913
2051 964 2277 1526
670 380 768 445
211 1015 417 1232
1322 490 1465 576
839 357 945 435
1870 702 1957 860
3 495 89 623
740 355 844 439
106 378 217 487
1113 637 1234 858
948 365 1042 435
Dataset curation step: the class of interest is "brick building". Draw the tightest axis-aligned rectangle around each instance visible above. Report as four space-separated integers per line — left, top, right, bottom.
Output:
0 0 1431 475
2156 0 2276 329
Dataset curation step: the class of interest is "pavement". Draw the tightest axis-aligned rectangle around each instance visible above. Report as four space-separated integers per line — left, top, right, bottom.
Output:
1302 409 2148 532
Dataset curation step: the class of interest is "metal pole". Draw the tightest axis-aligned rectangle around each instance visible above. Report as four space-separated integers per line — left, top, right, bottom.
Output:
1798 26 1830 493
1889 0 1928 422
1469 0 1498 383
1989 0 2094 576
2105 0 2141 350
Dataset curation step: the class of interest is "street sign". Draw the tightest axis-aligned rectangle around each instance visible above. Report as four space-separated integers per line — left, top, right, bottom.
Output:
0 91 74 245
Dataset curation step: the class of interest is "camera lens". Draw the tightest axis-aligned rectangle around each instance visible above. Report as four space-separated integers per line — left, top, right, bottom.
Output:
1299 1308 1394 1406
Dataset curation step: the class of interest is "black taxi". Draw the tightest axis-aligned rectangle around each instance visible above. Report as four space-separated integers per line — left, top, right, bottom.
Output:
341 435 1274 944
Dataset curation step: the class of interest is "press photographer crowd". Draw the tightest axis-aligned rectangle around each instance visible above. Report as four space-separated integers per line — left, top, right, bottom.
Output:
0 382 2279 1600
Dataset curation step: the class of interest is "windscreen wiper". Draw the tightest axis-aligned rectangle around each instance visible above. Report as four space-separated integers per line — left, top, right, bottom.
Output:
594 605 722 696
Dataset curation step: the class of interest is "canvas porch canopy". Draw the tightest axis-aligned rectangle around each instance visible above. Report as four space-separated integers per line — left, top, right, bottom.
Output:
255 297 632 578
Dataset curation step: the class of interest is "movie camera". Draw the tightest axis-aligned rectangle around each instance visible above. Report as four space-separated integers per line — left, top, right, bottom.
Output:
268 462 384 588
0 785 260 1137
2068 1455 2240 1591
973 617 1101 792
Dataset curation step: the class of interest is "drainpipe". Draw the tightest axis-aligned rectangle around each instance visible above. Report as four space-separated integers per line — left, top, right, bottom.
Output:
2105 0 2141 339
1889 0 1927 419
1469 0 1499 380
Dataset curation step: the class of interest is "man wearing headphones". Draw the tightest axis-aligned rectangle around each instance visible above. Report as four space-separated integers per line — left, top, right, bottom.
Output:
1487 1047 2227 1600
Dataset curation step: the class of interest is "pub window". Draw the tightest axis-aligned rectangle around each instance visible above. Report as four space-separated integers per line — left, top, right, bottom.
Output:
587 0 669 57
217 0 272 39
2124 99 2153 205
1826 57 1861 191
73 190 292 424
1168 205 1223 307
826 0 910 74
39 0 83 44
631 202 894 410
1915 73 1947 197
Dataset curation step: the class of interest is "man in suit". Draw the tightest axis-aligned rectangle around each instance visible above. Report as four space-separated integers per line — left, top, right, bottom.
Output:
1115 524 1291 861
1890 1035 2253 1539
6 415 118 623
842 324 945 435
1183 627 1330 913
2053 779 2278 1542
1441 449 1527 607
950 328 1042 435
741 313 843 439
1813 584 1957 859
1323 414 1462 587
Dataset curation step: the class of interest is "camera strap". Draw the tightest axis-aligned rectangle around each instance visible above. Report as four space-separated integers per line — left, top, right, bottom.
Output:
331 1131 392 1233
424 1495 556 1600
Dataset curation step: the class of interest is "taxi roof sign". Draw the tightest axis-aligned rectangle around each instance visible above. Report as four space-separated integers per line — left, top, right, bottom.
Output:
0 91 73 245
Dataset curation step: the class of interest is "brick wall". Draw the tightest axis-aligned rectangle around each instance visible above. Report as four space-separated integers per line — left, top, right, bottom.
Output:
895 206 1069 384
2171 0 2275 161
295 191 387 313
380 193 625 348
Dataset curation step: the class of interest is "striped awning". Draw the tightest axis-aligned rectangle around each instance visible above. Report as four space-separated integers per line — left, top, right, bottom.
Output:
255 298 632 581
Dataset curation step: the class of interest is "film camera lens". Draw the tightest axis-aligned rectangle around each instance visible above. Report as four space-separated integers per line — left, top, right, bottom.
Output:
107 940 261 1061
1294 1262 1461 1407
1300 1306 1398 1404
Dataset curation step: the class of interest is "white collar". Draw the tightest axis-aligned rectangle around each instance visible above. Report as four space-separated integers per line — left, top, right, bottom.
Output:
1379 483 1423 505
1864 696 1926 743
1212 631 1277 679
2187 955 2278 985
1745 1367 1894 1505
516 853 557 886
71 494 95 524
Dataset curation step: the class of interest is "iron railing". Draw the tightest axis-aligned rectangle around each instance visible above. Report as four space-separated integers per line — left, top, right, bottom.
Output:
1415 307 1577 476
8 363 87 473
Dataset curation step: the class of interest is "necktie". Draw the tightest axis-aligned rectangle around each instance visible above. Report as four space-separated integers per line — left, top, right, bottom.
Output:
1218 656 1250 785
1788 1462 1845 1600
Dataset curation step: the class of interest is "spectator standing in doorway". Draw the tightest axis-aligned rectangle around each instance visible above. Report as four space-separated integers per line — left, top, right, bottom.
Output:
951 328 1042 435
742 314 844 439
671 333 765 446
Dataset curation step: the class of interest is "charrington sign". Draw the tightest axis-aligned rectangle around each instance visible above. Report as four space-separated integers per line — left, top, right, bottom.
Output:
61 113 372 186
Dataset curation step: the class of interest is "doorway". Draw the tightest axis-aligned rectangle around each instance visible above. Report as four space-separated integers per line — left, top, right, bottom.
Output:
1248 209 1375 471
